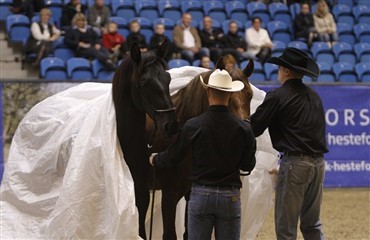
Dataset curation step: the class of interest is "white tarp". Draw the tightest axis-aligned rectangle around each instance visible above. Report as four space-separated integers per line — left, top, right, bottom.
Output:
0 66 278 239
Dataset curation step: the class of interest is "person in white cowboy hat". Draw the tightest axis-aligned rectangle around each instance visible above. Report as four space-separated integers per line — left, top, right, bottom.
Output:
149 69 256 240
250 47 328 240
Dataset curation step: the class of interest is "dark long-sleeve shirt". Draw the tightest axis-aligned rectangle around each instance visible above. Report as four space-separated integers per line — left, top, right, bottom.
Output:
61 3 87 27
64 27 100 49
224 31 247 51
250 79 328 154
154 105 256 188
199 28 225 48
294 12 315 39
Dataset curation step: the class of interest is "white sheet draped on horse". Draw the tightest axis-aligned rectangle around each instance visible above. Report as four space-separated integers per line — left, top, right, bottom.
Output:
0 67 278 239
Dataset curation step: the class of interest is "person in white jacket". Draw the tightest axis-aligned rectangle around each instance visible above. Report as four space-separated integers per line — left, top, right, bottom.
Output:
245 17 273 64
313 0 338 47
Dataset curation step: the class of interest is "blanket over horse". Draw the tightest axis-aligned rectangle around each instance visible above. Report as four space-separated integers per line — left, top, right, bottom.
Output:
0 67 278 239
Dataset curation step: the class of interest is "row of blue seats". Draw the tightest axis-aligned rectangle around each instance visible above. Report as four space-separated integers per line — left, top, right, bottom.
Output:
6 12 370 48
40 56 370 83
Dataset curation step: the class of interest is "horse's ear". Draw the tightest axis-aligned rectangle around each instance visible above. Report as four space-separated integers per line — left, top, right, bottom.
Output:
157 39 169 59
215 56 225 70
130 43 141 63
243 59 254 78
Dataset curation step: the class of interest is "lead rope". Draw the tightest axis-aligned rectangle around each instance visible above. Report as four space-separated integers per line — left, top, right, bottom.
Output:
147 128 157 240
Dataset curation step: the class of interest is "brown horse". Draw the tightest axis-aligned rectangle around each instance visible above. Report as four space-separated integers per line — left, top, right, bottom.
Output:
148 59 255 239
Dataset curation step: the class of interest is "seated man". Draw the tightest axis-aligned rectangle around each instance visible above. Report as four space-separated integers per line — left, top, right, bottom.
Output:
173 13 210 63
224 20 248 62
87 0 111 36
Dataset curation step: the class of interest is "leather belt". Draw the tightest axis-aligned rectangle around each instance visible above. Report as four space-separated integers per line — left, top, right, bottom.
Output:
284 151 323 158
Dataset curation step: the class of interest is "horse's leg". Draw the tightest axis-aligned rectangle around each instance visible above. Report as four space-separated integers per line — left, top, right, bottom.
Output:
134 177 150 240
161 187 184 240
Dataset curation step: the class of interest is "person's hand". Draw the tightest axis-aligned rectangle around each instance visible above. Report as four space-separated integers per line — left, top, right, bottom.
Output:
263 42 273 48
76 4 81 12
190 47 199 53
236 47 244 53
149 153 157 166
268 168 279 175
101 27 108 35
95 44 101 50
78 42 90 48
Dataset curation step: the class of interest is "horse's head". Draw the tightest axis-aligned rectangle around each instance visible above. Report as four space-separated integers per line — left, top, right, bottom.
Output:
113 40 177 138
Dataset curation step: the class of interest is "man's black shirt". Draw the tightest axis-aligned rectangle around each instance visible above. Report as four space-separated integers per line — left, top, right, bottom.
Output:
250 79 328 154
154 105 256 188
198 28 225 48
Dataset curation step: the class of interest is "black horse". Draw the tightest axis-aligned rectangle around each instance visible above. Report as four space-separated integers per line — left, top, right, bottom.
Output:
112 40 178 239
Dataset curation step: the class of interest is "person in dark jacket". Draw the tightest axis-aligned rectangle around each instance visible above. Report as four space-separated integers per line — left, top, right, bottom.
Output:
149 23 174 61
294 2 317 46
224 21 248 62
87 0 110 36
122 20 147 56
10 0 45 18
61 0 87 29
150 69 256 240
64 13 115 69
250 48 328 240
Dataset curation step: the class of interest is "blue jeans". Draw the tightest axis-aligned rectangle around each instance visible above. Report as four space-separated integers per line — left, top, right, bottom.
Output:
181 47 210 63
275 155 325 240
188 184 241 240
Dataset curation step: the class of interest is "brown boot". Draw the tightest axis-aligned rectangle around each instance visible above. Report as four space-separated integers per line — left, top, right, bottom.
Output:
32 44 46 67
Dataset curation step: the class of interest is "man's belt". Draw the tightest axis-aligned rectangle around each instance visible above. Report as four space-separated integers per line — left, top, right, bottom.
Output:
284 151 323 158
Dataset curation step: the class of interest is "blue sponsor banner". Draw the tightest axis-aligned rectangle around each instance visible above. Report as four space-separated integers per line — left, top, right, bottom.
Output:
0 82 3 182
257 84 370 188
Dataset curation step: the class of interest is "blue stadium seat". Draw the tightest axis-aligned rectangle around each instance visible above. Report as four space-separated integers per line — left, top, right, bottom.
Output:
0 0 12 21
267 21 291 43
332 4 355 26
158 0 181 21
246 2 270 24
311 42 335 65
168 59 190 68
288 41 309 54
225 1 248 24
332 42 356 65
6 14 30 44
269 2 292 26
289 3 300 20
181 1 204 23
337 0 354 8
272 40 286 57
311 3 317 14
203 1 227 23
355 62 370 82
112 0 135 19
333 62 358 82
198 19 221 31
354 42 370 63
135 0 159 19
317 62 335 82
110 16 127 28
54 48 75 62
67 58 93 80
354 23 370 43
353 5 370 24
243 61 265 81
357 0 370 7
222 19 243 35
264 63 278 81
337 23 356 45
46 0 63 27
92 59 114 81
40 57 67 80
192 59 215 68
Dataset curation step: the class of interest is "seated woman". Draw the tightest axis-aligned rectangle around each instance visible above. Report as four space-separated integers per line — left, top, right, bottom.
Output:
64 13 115 69
223 54 238 71
313 0 338 47
25 8 60 67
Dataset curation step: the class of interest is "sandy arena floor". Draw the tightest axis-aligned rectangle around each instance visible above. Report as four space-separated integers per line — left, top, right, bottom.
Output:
257 188 370 240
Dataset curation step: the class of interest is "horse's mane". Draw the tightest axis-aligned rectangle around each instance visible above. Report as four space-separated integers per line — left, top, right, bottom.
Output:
172 68 253 125
112 50 167 106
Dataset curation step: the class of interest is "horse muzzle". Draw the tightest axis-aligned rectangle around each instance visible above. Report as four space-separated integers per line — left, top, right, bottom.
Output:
155 108 178 138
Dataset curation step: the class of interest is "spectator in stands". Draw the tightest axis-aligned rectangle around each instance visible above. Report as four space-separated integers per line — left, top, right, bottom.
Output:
199 55 212 69
61 0 87 30
25 8 60 67
294 2 317 47
199 16 225 63
173 13 210 63
150 23 174 61
10 0 45 18
64 13 115 69
123 20 148 56
223 54 238 71
88 0 110 36
224 20 248 62
313 0 338 47
245 17 273 64
102 22 125 63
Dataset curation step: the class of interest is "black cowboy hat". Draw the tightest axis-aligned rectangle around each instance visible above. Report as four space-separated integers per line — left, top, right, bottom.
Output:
267 47 320 78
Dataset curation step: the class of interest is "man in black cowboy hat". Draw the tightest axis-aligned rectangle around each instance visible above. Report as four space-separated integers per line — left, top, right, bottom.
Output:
250 47 328 240
150 69 256 240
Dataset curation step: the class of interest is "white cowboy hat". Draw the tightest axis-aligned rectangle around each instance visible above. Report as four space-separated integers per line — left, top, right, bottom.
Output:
200 69 244 92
